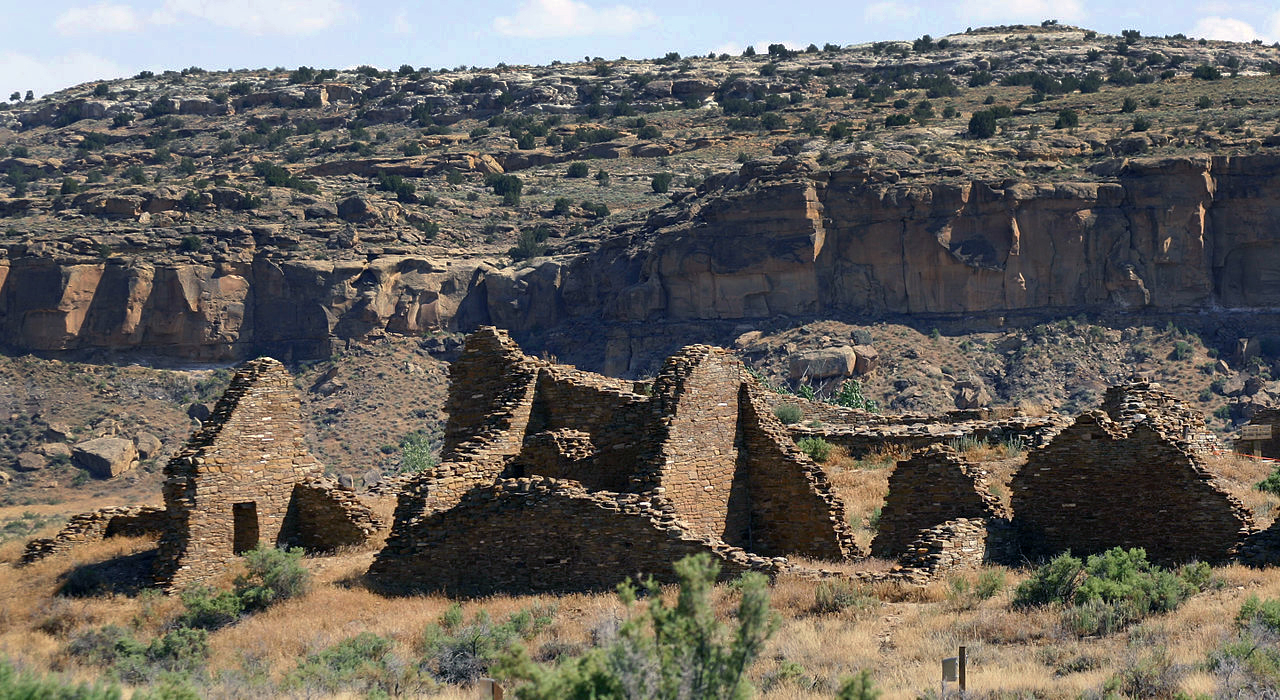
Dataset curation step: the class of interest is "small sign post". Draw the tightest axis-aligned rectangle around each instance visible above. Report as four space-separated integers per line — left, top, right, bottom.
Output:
479 678 504 700
958 645 967 691
941 656 957 698
1242 424 1272 457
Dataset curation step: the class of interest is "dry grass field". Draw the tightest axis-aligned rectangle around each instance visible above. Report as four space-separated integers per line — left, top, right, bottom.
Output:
1 485 1279 699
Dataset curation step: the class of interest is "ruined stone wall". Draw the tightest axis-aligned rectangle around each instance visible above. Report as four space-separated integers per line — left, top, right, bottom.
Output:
367 477 783 596
895 518 1005 581
279 477 385 552
1100 381 1223 455
733 383 856 559
871 445 1005 559
1011 412 1253 564
154 357 322 589
22 506 166 564
647 346 745 541
789 415 1067 459
520 367 654 491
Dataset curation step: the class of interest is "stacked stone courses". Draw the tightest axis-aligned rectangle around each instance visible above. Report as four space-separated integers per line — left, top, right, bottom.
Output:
22 506 167 564
369 327 856 594
1012 391 1253 565
870 445 1005 560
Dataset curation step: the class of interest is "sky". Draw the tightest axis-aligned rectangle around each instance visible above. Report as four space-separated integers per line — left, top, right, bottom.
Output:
2 0 1280 99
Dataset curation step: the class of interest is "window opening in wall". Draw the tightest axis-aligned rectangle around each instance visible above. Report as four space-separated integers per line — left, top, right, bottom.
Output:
233 501 260 554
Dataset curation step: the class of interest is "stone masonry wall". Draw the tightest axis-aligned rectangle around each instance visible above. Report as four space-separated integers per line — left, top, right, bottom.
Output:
871 445 1005 559
648 346 745 542
367 477 784 596
1011 411 1253 564
1100 381 1223 455
519 367 654 491
154 357 323 589
734 382 857 559
895 518 1002 582
22 506 167 564
279 477 385 552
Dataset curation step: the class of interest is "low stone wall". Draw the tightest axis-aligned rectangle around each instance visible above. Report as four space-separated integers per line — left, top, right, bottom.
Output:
789 415 1068 458
1011 411 1253 564
367 477 785 596
870 445 1004 559
22 506 167 564
895 518 1008 582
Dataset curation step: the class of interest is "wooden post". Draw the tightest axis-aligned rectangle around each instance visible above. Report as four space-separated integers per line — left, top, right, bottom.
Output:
958 646 967 691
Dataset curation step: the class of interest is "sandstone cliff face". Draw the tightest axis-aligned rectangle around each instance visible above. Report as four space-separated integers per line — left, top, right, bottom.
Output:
4 155 1280 360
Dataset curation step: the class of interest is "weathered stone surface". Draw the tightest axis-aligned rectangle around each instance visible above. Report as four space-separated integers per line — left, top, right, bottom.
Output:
21 506 167 564
72 437 137 478
368 327 856 594
13 452 45 472
788 346 857 380
871 445 1004 559
1011 382 1251 564
134 432 161 459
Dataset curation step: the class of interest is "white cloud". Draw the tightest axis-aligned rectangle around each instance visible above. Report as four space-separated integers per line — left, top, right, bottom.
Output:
153 0 351 36
864 1 919 23
0 51 130 100
962 0 1086 23
1191 16 1265 42
392 9 412 36
493 0 657 39
54 3 144 36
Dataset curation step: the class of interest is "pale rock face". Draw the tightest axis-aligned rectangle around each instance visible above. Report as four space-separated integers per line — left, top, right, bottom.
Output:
72 437 138 479
788 347 857 380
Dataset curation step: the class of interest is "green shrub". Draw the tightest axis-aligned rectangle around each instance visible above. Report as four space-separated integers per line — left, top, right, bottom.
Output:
968 110 997 138
1193 64 1222 80
176 586 243 630
651 172 674 193
178 235 202 253
285 632 413 694
836 669 881 700
797 436 833 462
0 657 122 699
496 554 775 699
508 230 547 261
1054 109 1079 129
975 569 1007 600
1132 116 1153 132
828 379 878 411
814 579 876 614
1014 548 1209 635
1172 341 1193 360
1237 595 1280 632
235 545 310 612
774 404 803 424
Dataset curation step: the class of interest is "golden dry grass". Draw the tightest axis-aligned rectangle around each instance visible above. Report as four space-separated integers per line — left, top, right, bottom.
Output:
0 537 1279 698
1206 452 1280 528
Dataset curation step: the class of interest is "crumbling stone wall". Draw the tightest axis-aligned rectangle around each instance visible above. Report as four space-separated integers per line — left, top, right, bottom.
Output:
788 415 1067 459
279 477 384 552
871 445 1005 559
22 506 167 564
733 383 855 559
895 518 1010 581
372 328 860 594
1100 381 1223 455
368 477 784 596
1011 411 1253 564
154 358 326 589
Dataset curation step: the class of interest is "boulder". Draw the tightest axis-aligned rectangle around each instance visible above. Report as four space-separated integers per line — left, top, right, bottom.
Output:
852 345 879 375
13 452 45 472
72 437 138 479
44 422 73 442
362 469 382 488
788 347 857 380
954 379 992 410
187 403 212 422
134 432 162 460
38 442 71 459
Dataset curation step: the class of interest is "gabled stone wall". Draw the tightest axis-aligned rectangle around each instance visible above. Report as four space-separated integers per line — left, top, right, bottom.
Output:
870 444 1005 559
648 346 745 541
1011 411 1253 564
734 382 856 559
153 358 329 589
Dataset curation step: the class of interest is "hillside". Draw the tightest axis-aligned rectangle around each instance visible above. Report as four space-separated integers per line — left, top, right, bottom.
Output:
2 23 1280 497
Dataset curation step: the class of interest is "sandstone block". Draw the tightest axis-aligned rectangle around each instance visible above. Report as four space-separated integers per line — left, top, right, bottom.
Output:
852 345 878 375
788 347 857 381
134 432 162 460
72 437 138 479
14 452 45 472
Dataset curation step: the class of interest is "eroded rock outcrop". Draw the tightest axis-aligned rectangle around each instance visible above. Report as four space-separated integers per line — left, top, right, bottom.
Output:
7 156 1280 360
